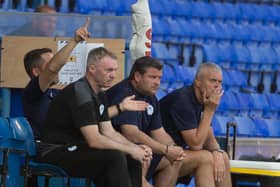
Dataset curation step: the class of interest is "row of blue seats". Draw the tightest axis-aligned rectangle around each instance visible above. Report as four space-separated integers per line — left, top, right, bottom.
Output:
203 41 280 71
150 1 280 24
152 17 280 43
158 59 280 94
152 40 280 72
2 0 280 26
217 91 280 119
212 115 280 137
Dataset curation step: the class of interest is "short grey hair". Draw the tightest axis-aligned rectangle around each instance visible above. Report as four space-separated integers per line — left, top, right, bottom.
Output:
87 47 117 66
195 62 222 81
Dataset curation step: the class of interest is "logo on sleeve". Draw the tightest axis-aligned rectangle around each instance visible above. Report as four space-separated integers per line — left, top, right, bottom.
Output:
99 104 104 115
147 104 154 115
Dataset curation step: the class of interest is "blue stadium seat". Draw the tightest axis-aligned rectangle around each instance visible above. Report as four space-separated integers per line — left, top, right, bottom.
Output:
152 17 170 42
9 117 70 187
233 116 258 137
234 92 252 117
212 2 240 21
202 41 219 63
156 88 167 100
212 115 233 136
254 118 280 137
232 41 251 70
171 1 192 18
173 65 196 86
246 42 262 71
249 93 270 118
160 63 175 90
253 118 270 137
152 42 170 61
75 0 106 14
216 91 239 116
149 0 166 16
217 41 236 68
191 2 215 20
0 117 22 187
265 93 280 119
263 119 280 137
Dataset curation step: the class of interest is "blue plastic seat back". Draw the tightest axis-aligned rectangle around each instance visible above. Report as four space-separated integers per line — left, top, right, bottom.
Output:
156 88 167 100
264 119 280 137
212 115 232 136
0 117 12 140
253 118 269 137
161 63 175 89
233 116 258 137
9 117 36 156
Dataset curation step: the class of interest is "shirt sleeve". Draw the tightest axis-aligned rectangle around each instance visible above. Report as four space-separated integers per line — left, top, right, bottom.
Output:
23 77 44 103
170 101 198 131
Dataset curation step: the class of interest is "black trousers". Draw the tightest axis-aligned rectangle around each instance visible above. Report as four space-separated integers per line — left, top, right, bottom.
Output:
39 145 142 187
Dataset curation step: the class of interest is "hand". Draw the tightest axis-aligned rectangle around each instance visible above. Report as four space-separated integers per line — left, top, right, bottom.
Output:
213 151 226 182
74 17 90 42
120 95 148 112
139 144 152 169
165 145 185 163
139 144 153 161
203 88 224 111
129 145 150 166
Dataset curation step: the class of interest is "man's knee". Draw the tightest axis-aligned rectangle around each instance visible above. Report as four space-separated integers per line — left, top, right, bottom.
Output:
107 150 127 166
198 150 214 165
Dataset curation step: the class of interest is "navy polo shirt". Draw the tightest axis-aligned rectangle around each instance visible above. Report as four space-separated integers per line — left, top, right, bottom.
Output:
159 85 203 147
22 77 59 140
107 79 162 134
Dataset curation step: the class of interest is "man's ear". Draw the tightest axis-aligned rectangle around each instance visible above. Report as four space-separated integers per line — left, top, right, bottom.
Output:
88 64 96 73
134 72 141 82
32 67 41 77
195 79 200 88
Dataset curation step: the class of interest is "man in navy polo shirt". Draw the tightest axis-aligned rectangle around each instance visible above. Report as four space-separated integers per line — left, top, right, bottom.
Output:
107 56 216 187
160 63 232 187
22 18 90 140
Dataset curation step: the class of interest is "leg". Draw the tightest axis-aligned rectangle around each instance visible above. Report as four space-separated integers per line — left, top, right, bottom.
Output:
40 145 134 187
141 156 153 187
150 155 182 187
179 150 215 187
126 155 142 187
215 152 232 187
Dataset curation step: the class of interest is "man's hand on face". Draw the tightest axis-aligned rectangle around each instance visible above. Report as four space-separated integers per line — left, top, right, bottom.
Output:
203 88 224 111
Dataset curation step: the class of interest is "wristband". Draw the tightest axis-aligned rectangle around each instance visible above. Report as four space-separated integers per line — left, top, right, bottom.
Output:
116 103 122 114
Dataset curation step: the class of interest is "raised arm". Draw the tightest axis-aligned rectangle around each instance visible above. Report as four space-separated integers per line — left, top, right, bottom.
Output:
39 17 90 92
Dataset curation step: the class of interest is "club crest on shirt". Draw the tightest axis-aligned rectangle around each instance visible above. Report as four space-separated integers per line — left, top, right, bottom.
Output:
147 104 154 115
99 104 104 115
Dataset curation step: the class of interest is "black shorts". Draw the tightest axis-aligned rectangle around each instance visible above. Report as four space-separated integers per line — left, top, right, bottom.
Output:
146 154 163 180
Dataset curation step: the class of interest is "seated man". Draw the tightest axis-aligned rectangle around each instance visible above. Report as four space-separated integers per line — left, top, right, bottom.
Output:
107 56 215 187
22 18 148 141
160 62 232 187
22 18 90 140
40 47 151 187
